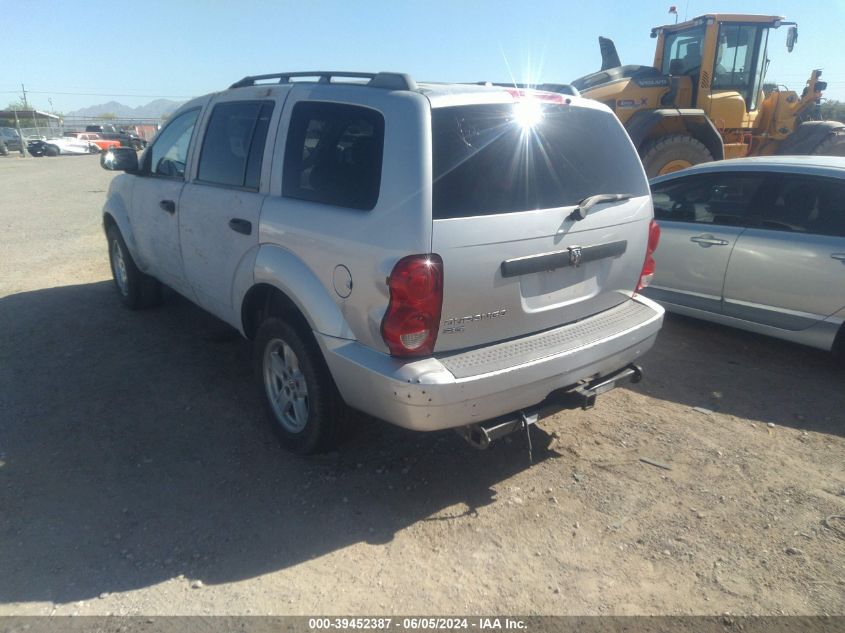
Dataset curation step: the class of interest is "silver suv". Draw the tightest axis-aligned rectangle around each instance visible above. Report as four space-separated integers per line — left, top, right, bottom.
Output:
100 71 664 454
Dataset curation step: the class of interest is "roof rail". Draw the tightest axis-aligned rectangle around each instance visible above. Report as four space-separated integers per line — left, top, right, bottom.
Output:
229 71 417 91
474 81 581 97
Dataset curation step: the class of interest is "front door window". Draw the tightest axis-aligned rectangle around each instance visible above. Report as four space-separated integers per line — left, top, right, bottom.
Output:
146 109 200 178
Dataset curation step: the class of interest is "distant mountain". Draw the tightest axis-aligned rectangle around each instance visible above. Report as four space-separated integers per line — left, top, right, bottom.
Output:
65 99 185 120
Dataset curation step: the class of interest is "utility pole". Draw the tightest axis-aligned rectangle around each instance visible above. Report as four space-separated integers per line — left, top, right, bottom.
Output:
13 109 28 158
21 83 28 109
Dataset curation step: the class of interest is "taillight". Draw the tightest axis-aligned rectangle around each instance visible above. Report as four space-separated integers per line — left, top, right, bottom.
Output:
636 220 661 293
381 254 444 357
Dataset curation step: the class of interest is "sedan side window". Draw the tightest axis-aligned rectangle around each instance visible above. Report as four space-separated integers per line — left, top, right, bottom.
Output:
652 173 764 226
752 175 845 238
147 109 200 179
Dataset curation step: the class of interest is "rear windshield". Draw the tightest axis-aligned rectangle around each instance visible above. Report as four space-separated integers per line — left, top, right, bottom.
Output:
432 103 648 219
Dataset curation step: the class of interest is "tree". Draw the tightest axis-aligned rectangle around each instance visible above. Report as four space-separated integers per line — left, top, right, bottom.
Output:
98 112 117 120
5 98 27 111
819 100 845 123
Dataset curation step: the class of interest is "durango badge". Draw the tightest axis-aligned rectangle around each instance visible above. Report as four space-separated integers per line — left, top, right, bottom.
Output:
568 246 583 267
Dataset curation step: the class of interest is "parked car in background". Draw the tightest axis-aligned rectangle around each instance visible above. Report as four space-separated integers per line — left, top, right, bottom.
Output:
98 70 664 454
64 132 121 151
85 124 146 150
643 156 845 362
27 136 100 156
0 127 22 154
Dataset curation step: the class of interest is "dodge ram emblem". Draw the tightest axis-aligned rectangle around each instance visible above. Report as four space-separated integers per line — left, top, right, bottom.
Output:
568 246 583 267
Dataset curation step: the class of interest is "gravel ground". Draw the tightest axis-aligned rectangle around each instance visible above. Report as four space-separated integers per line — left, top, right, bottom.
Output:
0 154 843 616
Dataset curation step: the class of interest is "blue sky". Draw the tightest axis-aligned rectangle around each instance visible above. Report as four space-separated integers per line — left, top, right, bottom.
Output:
4 0 844 113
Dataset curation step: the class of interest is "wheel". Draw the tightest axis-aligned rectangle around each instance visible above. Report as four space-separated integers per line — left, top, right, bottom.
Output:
106 225 162 309
0 140 8 156
811 130 845 157
254 317 348 454
44 144 60 157
640 134 714 178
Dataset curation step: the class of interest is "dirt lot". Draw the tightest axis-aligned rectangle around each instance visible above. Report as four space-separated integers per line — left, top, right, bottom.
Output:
0 155 843 616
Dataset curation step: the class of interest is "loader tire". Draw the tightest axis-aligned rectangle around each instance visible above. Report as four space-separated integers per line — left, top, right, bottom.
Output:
641 134 714 179
810 129 845 157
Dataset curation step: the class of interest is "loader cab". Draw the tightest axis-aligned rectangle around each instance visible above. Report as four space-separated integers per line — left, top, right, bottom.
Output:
711 23 769 112
654 15 781 125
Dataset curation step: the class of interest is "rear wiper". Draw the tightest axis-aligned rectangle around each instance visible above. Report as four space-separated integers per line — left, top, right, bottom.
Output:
569 193 634 221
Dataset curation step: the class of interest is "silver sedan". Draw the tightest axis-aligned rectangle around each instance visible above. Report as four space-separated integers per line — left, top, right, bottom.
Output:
642 156 845 361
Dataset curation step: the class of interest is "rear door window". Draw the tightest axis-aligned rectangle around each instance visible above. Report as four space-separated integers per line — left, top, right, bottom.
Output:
282 102 384 210
197 101 275 189
652 173 765 226
750 174 845 237
431 103 648 219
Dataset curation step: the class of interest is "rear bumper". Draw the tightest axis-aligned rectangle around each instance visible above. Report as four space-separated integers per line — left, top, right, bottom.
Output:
318 295 664 431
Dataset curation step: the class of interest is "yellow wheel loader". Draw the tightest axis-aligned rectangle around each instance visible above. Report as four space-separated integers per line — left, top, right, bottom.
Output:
570 14 845 177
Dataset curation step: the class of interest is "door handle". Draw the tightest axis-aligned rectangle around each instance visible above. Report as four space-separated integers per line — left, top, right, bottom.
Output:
690 234 729 247
832 253 845 262
159 199 176 214
228 218 252 235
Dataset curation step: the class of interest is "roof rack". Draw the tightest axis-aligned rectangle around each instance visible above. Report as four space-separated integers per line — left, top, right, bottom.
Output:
474 81 580 97
229 71 417 91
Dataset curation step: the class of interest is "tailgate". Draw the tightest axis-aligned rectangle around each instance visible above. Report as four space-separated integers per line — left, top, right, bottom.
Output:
430 98 652 352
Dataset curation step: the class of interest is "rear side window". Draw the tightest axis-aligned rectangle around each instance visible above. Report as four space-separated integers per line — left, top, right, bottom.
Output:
283 102 384 210
652 173 765 225
197 101 274 189
431 103 648 219
751 175 845 238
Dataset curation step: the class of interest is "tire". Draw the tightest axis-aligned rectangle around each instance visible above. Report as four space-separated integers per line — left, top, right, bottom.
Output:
254 317 349 454
106 225 163 309
833 325 845 369
44 144 60 157
0 141 8 156
640 134 714 179
810 130 845 157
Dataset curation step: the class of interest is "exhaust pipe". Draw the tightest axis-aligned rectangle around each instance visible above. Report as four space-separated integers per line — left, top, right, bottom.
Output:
458 411 539 450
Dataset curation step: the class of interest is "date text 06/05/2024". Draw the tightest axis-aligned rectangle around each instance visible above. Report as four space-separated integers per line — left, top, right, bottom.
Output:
307 617 527 630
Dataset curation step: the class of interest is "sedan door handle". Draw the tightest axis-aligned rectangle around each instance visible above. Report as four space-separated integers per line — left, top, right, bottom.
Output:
159 199 176 214
228 218 252 235
690 234 729 247
832 253 845 262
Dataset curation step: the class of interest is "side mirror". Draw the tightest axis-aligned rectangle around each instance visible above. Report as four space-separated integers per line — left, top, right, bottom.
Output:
100 146 139 172
786 26 798 52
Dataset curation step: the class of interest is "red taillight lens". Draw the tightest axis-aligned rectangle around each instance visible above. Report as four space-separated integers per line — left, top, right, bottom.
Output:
381 254 444 356
636 220 661 293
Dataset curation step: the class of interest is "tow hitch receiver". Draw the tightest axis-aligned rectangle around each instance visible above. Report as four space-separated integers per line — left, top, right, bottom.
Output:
457 364 643 449
571 363 643 410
